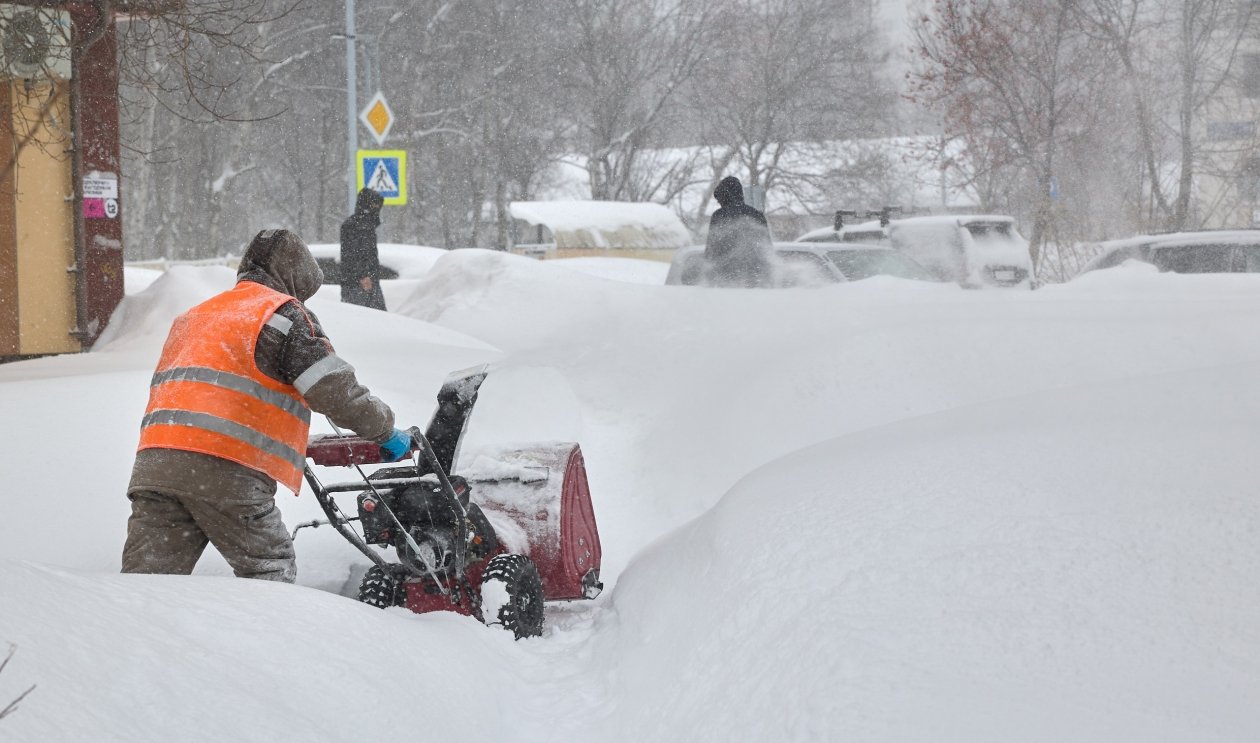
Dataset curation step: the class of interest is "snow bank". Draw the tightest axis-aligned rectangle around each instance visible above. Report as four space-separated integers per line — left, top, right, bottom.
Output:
3 244 1260 741
0 561 568 742
98 265 237 351
597 361 1260 741
1056 258 1260 297
394 250 1260 578
549 256 672 285
123 266 163 294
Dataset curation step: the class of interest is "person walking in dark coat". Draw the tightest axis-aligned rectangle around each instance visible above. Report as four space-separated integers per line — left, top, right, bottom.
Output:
340 187 388 310
703 176 774 288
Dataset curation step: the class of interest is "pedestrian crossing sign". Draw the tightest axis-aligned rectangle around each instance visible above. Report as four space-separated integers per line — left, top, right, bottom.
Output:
356 150 407 206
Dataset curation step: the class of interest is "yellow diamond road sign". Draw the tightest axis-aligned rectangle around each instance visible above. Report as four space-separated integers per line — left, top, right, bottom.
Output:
359 91 394 146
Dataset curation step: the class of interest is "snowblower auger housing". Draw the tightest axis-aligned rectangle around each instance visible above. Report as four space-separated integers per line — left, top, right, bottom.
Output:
302 365 603 638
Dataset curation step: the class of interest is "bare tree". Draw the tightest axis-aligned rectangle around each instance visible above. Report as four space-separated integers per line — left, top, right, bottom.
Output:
112 0 910 257
1074 0 1256 231
910 0 1115 264
561 0 719 201
0 1 304 262
689 0 893 221
414 0 569 248
113 1 305 122
1 1 301 176
0 645 35 722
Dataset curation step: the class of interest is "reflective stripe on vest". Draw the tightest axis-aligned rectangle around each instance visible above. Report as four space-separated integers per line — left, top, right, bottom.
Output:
142 409 307 472
138 282 312 493
149 367 311 424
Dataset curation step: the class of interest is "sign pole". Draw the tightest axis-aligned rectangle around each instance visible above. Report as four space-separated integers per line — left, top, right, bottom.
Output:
345 0 358 217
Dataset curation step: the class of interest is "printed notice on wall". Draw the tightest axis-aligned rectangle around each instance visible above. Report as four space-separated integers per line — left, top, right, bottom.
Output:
82 173 118 200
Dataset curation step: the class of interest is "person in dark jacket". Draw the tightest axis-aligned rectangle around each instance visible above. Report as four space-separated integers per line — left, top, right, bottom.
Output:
121 228 412 583
340 187 388 310
703 176 775 288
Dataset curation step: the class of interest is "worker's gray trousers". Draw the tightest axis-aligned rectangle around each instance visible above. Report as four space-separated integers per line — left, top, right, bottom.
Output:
121 488 297 583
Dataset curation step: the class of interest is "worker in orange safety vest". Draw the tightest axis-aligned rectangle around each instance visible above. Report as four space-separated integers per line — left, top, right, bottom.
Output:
122 229 412 582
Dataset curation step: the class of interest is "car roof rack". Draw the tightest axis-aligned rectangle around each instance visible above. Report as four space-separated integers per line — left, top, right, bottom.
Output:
833 206 911 231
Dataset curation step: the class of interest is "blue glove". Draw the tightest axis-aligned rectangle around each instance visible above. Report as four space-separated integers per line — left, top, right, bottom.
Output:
379 428 412 462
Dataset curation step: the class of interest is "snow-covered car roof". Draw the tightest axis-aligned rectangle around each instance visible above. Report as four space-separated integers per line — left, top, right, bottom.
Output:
1094 229 1260 252
665 242 934 286
307 243 449 283
798 215 1018 244
795 220 889 244
894 214 1017 226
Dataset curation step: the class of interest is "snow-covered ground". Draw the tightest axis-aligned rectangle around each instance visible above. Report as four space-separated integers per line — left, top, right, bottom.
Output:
1 255 1259 741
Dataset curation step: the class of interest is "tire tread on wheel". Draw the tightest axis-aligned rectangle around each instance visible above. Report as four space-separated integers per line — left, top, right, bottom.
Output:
358 564 404 608
480 554 544 639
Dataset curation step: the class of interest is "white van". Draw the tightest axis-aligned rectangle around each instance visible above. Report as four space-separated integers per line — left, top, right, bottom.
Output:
887 215 1034 288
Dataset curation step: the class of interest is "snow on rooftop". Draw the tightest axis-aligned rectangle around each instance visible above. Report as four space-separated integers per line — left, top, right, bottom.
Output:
509 200 693 250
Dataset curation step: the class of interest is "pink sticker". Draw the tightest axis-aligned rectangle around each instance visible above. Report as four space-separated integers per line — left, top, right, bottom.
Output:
83 198 106 219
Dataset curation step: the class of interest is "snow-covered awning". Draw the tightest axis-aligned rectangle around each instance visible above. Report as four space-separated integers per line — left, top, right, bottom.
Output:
509 200 692 250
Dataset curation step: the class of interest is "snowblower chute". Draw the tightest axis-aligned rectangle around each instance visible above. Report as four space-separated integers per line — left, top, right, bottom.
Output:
300 365 603 638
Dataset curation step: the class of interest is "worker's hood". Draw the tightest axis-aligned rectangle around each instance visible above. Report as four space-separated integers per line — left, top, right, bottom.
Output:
236 229 323 301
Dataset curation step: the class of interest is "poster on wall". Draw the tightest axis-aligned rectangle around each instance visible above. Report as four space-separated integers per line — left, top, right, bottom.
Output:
82 173 119 220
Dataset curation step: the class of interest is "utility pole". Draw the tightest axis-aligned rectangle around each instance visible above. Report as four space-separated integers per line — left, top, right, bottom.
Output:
344 0 357 216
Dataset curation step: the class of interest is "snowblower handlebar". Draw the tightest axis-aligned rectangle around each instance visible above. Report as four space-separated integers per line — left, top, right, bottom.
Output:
306 433 415 467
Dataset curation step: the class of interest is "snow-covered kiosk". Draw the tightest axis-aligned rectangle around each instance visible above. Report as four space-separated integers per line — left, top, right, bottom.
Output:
508 200 693 261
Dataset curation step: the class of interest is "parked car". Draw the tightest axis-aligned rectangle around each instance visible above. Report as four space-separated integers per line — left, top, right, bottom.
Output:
1075 230 1260 277
885 215 1033 288
665 242 936 287
796 214 1033 288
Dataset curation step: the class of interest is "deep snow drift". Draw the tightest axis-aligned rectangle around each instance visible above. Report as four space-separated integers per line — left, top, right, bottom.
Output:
1 254 1258 742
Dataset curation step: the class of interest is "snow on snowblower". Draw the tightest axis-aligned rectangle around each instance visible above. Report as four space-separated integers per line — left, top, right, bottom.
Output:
299 365 602 638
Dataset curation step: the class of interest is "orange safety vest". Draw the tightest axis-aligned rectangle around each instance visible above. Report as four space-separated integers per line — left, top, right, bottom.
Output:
137 281 311 493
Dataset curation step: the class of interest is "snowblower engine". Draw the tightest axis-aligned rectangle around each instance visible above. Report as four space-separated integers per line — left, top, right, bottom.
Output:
356 473 499 576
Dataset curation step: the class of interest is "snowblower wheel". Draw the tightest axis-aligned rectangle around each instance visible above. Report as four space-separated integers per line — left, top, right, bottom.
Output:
480 554 545 639
358 564 405 609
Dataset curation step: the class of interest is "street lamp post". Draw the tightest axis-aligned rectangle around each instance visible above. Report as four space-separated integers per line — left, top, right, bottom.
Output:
344 0 357 216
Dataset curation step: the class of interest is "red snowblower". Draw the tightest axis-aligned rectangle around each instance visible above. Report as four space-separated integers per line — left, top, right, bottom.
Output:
300 365 602 638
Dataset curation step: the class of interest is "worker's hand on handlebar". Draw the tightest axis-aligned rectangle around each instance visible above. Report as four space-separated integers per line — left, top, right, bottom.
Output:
379 428 413 462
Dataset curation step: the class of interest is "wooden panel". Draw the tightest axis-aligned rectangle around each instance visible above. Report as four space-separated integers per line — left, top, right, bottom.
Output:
13 79 78 355
0 80 18 356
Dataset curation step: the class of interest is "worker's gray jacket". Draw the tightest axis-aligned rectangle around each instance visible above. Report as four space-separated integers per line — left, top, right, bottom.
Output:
129 230 395 499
